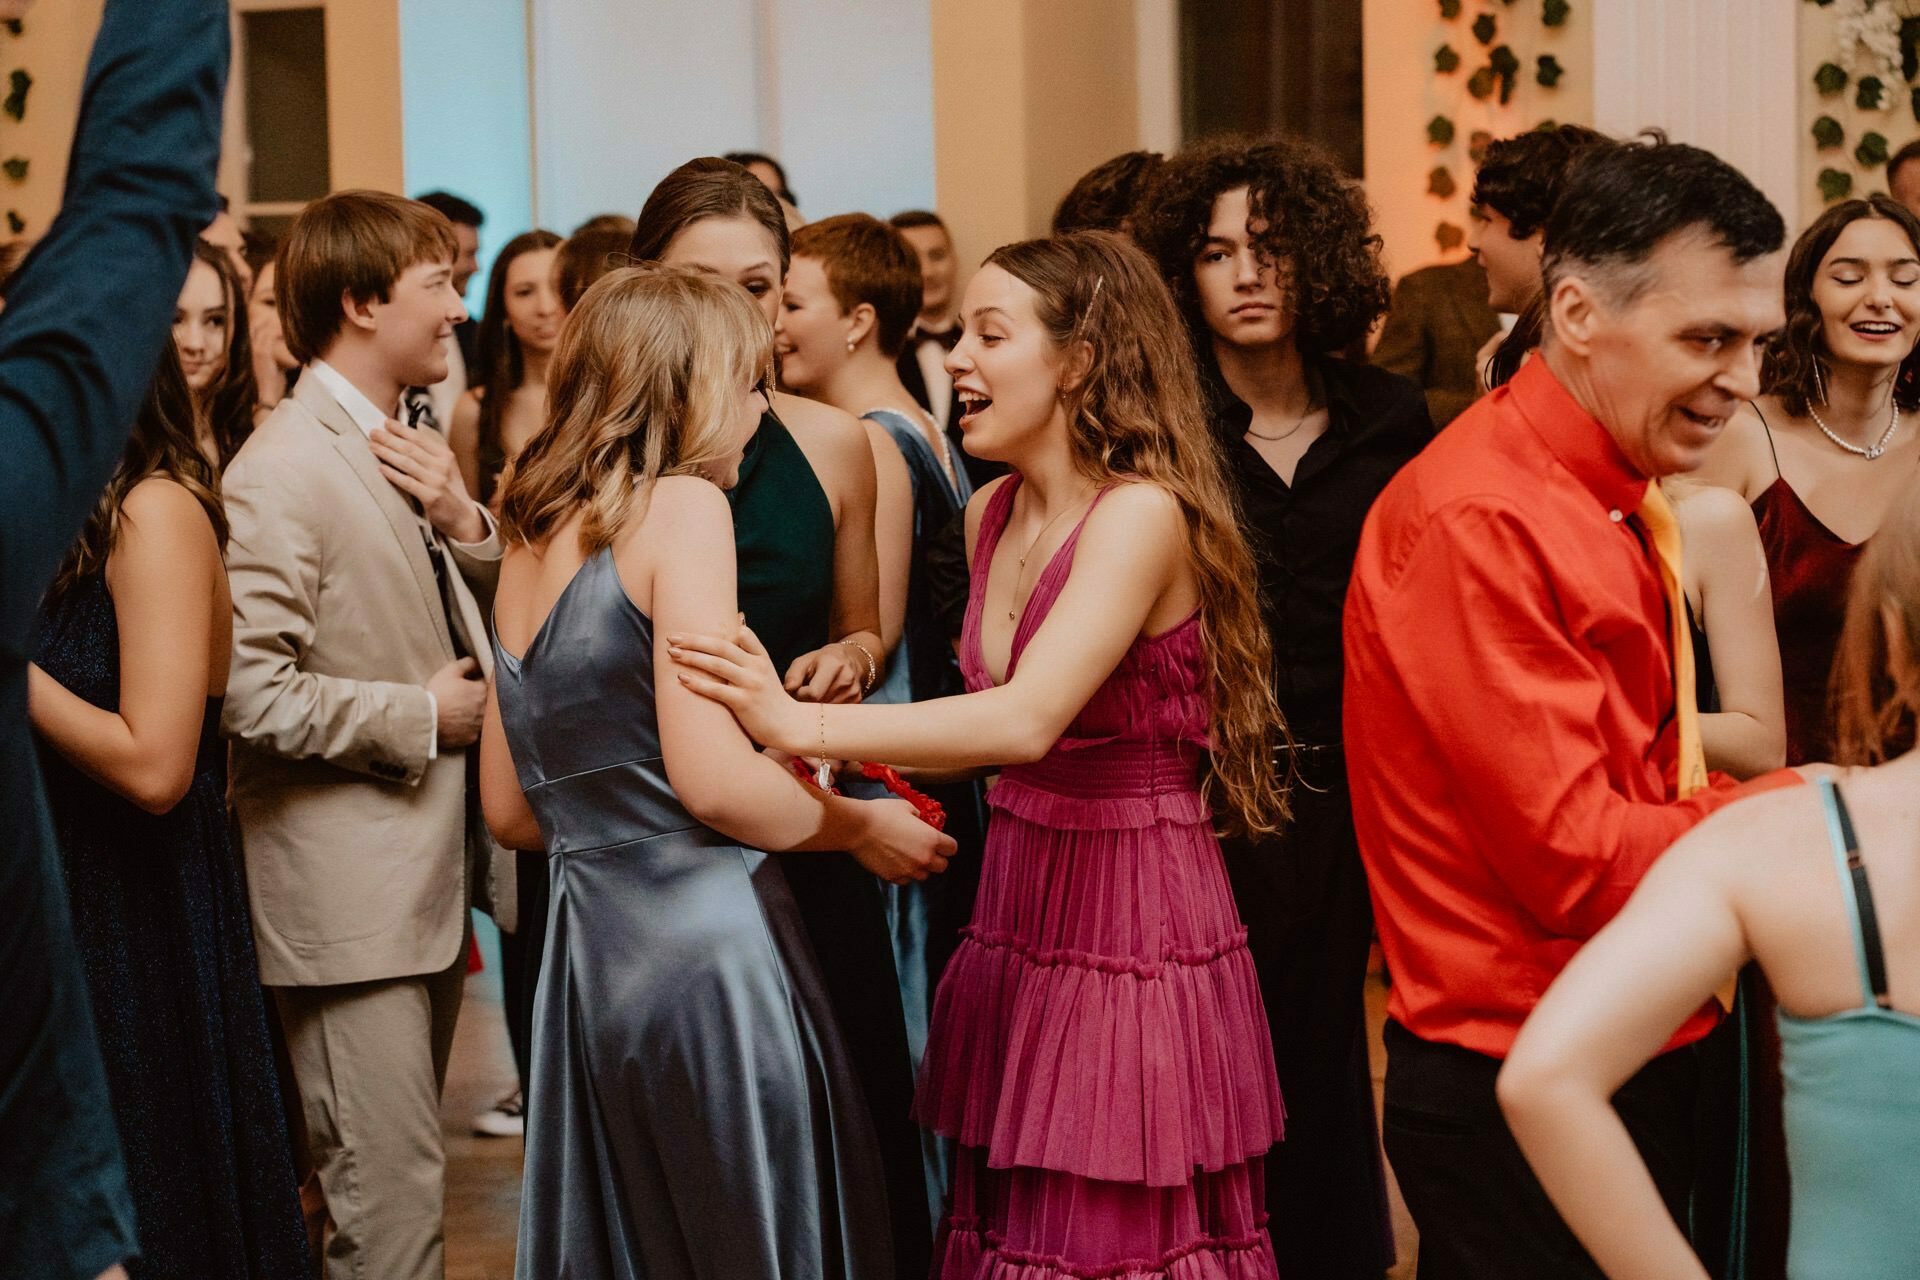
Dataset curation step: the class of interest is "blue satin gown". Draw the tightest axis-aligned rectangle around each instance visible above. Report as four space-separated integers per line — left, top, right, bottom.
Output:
497 547 893 1279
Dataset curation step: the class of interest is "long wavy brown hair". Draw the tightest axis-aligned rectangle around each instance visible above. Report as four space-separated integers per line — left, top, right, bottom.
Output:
48 343 227 602
988 231 1287 836
1831 472 1920 766
1764 195 1920 418
472 228 562 504
498 265 772 553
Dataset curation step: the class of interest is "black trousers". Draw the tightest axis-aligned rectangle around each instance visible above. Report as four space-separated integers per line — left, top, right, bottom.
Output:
1221 772 1392 1279
499 849 552 1101
1382 1020 1701 1280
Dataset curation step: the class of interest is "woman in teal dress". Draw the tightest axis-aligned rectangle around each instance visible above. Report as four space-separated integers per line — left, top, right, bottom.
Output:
626 157 933 1277
1499 475 1920 1279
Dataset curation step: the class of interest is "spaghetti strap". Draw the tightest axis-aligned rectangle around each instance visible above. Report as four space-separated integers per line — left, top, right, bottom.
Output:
1751 402 1782 481
1817 778 1893 1010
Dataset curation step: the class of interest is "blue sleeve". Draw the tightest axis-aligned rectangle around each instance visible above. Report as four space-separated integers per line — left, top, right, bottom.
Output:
0 0 228 654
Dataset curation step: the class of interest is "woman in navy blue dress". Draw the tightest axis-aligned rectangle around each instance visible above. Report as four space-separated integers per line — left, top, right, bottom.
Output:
30 348 308 1280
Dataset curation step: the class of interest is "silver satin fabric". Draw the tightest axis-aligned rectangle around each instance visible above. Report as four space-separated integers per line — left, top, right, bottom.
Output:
497 548 894 1280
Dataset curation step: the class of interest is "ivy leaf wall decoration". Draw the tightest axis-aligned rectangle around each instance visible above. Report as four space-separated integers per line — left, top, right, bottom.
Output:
1856 130 1891 168
1472 13 1498 45
1435 221 1465 252
1 157 25 182
1537 54 1565 87
1435 44 1461 74
1468 66 1497 100
1428 115 1457 147
5 211 21 234
1469 129 1494 164
1440 0 1462 19
2 69 28 123
1815 61 1850 96
1857 75 1889 111
1543 0 1570 26
1818 167 1855 201
1489 44 1521 102
1428 166 1457 198
1812 114 1846 148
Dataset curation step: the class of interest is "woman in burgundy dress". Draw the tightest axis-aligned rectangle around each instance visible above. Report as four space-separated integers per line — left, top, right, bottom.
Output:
674 231 1291 1279
1693 193 1920 1278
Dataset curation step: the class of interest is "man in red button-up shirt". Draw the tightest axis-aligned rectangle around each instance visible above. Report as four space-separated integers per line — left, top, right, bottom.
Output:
1344 138 1798 1279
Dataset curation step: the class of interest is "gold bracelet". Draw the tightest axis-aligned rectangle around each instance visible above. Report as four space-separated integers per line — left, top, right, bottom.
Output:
840 639 879 694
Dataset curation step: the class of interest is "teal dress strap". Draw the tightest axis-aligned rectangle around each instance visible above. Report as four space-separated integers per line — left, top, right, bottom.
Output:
1818 778 1892 1011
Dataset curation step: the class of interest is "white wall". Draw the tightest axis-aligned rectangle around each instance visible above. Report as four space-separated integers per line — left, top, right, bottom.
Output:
528 0 936 236
1591 0 1799 232
400 0 534 305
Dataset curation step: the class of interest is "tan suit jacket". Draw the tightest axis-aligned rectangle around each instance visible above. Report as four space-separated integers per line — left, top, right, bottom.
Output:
223 373 503 986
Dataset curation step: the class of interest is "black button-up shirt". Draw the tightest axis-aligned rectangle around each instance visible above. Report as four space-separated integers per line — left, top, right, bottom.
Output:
1214 357 1435 745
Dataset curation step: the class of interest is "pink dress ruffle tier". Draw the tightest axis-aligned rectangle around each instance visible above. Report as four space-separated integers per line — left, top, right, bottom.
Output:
917 479 1285 1280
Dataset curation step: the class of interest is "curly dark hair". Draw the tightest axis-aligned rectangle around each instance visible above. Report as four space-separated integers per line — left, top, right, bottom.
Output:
1764 194 1920 418
1471 124 1611 239
1132 134 1390 361
1052 151 1165 236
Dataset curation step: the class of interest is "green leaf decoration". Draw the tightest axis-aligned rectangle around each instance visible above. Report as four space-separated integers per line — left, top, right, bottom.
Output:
2 69 29 123
1818 167 1854 202
1912 85 1920 124
1537 54 1565 87
1439 0 1462 18
1472 13 1497 45
1489 45 1520 75
1469 129 1494 164
1436 221 1465 252
1435 44 1461 74
1543 0 1571 26
1857 75 1888 111
1468 66 1497 100
1427 115 1456 147
1857 131 1891 168
1814 62 1848 96
1536 119 1559 132
1812 115 1845 149
1903 16 1920 82
1428 166 1457 199
5 210 21 235
1 157 25 182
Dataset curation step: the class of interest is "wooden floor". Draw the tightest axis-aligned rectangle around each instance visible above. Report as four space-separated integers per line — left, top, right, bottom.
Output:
438 940 1421 1278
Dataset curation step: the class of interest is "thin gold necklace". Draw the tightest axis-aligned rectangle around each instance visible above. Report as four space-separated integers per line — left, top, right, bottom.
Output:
1007 488 1097 621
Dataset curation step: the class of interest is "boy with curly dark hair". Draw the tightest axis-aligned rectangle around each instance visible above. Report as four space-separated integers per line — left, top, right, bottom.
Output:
1134 134 1435 1280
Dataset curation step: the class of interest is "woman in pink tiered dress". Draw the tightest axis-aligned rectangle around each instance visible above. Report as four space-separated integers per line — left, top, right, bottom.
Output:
673 231 1291 1279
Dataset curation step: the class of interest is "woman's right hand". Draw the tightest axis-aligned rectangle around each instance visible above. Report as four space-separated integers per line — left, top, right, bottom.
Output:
847 796 956 885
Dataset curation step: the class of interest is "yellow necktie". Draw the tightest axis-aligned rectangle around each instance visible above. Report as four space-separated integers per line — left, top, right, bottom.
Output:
1638 481 1708 798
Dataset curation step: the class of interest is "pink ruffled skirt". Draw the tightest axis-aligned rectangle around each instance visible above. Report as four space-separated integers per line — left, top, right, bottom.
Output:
915 769 1285 1280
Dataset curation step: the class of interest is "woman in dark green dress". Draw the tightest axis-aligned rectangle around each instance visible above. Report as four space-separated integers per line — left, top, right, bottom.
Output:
629 157 933 1278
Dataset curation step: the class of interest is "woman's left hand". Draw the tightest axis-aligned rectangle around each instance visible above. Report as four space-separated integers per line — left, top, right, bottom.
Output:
783 642 866 704
670 625 810 752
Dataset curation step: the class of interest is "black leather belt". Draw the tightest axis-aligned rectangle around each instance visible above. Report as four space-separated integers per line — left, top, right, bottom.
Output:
1278 742 1344 770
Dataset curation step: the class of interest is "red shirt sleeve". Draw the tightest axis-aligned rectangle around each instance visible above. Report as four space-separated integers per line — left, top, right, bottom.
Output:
1376 499 1795 939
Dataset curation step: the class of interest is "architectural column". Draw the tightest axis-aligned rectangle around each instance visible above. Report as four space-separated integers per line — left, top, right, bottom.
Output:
1591 0 1799 231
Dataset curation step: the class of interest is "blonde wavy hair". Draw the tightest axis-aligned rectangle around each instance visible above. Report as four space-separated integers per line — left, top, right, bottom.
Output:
987 231 1288 836
1831 472 1920 766
498 264 772 551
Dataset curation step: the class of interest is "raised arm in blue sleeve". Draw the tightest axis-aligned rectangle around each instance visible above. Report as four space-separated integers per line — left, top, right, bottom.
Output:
0 2 227 1276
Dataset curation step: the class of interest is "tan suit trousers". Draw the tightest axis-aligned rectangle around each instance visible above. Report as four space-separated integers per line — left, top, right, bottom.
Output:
274 945 466 1280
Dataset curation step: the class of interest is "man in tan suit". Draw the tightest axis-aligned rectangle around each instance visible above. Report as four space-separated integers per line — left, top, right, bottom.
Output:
222 191 500 1280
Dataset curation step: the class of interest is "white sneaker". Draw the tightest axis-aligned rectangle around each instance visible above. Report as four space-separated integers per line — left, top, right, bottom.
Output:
472 1089 525 1137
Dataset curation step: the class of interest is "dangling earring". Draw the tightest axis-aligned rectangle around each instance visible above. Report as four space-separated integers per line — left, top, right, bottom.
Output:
1814 356 1829 406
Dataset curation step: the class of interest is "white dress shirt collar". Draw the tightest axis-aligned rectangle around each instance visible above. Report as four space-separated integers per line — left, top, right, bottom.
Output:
307 359 398 440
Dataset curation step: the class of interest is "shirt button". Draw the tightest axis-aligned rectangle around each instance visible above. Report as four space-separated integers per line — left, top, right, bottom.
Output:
1609 509 1624 523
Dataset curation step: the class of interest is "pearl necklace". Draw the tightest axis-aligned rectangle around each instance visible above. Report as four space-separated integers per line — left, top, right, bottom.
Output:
1808 398 1901 460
